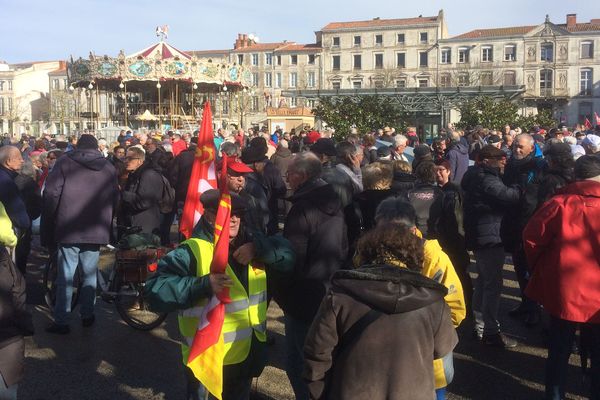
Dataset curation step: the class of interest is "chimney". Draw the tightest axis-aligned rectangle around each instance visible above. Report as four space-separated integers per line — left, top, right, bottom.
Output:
567 14 576 28
234 33 243 49
242 34 248 48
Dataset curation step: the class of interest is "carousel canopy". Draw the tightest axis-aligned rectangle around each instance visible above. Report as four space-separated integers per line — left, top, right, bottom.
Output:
67 40 252 89
136 109 158 121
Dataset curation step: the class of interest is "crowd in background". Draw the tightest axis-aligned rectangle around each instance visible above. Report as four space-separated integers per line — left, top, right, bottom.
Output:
1 118 600 400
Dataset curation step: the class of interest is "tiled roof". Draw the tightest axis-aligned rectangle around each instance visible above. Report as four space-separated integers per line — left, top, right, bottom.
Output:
321 16 438 31
454 21 600 39
232 42 288 53
276 43 322 52
453 26 536 39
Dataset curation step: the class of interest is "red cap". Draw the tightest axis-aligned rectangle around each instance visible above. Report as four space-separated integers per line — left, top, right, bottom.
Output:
306 131 321 144
218 157 253 174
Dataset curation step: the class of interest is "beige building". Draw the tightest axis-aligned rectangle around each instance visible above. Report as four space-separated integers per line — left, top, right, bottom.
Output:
438 14 600 125
0 60 60 135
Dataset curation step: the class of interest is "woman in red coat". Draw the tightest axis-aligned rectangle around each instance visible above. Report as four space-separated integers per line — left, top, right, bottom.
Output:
523 155 600 400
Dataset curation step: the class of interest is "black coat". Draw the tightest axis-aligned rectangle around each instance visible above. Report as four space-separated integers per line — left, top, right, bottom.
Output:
42 149 118 246
278 179 348 323
261 160 287 235
391 172 415 197
461 165 521 250
168 146 195 205
407 183 444 239
0 166 30 233
120 162 163 235
0 249 33 387
146 146 173 175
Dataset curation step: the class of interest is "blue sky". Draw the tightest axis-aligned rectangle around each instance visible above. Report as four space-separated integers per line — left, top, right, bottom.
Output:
2 0 600 63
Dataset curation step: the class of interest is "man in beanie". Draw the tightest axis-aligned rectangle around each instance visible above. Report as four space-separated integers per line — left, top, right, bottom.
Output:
461 145 521 347
42 134 118 334
523 155 600 400
145 189 294 400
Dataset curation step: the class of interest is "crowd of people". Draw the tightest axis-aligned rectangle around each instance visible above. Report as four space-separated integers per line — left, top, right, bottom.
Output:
1 120 599 400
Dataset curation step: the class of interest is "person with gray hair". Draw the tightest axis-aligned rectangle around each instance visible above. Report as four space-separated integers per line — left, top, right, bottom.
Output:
446 130 469 183
391 134 412 163
276 151 348 400
0 145 30 234
335 141 363 194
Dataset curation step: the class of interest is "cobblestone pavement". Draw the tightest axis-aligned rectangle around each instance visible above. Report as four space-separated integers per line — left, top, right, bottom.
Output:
19 247 589 400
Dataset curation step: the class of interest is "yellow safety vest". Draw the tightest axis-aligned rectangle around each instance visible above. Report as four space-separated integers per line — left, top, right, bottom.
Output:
178 238 267 366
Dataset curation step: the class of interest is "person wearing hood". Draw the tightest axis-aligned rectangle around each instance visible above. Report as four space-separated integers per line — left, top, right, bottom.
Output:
276 151 347 400
119 146 164 237
41 134 118 334
303 222 458 400
446 130 469 183
500 133 545 326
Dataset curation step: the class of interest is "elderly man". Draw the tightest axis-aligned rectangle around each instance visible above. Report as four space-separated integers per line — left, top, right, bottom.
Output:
446 130 469 183
0 146 29 236
275 152 347 400
391 134 413 163
582 134 600 155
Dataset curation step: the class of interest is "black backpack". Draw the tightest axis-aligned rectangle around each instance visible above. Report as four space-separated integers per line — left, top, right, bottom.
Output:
158 175 176 214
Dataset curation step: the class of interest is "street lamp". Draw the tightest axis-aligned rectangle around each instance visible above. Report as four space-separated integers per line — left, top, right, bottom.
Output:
157 82 162 130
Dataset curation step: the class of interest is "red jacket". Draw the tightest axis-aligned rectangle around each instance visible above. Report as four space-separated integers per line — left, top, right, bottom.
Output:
523 180 600 323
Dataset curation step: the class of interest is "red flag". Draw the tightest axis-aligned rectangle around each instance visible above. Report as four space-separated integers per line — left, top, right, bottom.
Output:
180 101 217 239
186 156 231 399
595 112 600 126
585 117 593 130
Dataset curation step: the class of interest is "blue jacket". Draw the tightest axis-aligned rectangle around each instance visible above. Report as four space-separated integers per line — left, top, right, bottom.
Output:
0 166 30 232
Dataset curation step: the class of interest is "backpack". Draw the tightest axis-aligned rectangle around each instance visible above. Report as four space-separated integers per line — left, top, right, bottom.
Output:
158 175 176 214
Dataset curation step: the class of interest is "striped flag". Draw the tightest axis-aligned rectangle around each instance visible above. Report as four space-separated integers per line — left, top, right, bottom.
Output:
585 117 593 130
595 112 600 126
186 156 232 399
180 101 217 239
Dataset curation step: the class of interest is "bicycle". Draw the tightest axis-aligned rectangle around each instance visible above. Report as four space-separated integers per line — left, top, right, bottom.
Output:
43 227 169 331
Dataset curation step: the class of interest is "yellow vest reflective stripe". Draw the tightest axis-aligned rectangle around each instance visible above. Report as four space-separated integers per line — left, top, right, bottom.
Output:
177 237 267 366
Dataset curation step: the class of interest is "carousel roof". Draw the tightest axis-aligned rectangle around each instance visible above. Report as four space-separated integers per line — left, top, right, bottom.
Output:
128 42 192 61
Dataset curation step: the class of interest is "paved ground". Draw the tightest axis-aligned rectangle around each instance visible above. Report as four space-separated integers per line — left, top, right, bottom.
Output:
19 245 591 400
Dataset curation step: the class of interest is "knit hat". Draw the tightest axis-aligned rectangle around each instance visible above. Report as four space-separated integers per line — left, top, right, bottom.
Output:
543 142 571 157
241 145 267 164
574 155 600 180
77 134 98 150
413 144 431 158
311 138 336 156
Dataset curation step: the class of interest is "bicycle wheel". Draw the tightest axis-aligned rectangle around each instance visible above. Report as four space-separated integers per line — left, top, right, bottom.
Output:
115 281 167 330
43 256 82 311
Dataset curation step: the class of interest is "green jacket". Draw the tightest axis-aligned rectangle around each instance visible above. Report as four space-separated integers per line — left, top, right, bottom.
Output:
144 217 295 313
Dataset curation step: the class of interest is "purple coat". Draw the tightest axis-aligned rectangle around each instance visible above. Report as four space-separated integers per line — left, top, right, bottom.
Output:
447 139 469 184
41 149 118 246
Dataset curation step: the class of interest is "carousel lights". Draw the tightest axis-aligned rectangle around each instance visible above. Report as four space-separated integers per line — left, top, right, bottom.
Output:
88 82 94 89
119 81 125 89
193 83 198 90
68 84 75 91
222 84 227 92
156 82 161 89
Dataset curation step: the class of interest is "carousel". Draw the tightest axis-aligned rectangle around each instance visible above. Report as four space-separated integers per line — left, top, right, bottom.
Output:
67 34 253 131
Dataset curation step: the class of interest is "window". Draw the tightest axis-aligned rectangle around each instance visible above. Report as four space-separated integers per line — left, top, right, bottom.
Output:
237 54 244 65
289 72 297 88
275 73 282 88
458 73 469 87
504 45 516 61
0 81 4 91
251 96 259 112
441 48 451 64
397 53 406 68
332 37 340 47
580 68 593 95
396 79 406 88
440 74 451 87
290 55 298 65
53 79 60 90
332 55 341 70
541 43 553 62
265 53 272 65
397 33 405 44
458 47 469 63
63 79 68 88
504 71 516 86
540 69 553 92
481 71 493 85
252 53 259 66
265 72 272 87
352 80 362 89
374 53 383 69
332 81 341 90
375 34 383 46
581 41 594 59
307 71 316 88
308 54 316 65
290 97 297 107
418 78 428 88
222 98 229 115
420 32 428 44
276 55 282 66
482 46 493 62
7 98 12 111
0 97 4 114
419 51 428 67
353 54 362 70
252 72 259 86
354 36 361 47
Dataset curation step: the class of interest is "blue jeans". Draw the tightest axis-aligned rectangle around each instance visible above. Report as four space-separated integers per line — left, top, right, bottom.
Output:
54 244 100 325
0 372 17 400
472 247 505 335
546 317 600 400
284 314 310 400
